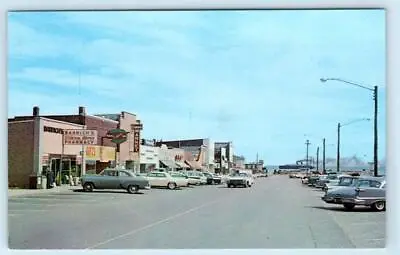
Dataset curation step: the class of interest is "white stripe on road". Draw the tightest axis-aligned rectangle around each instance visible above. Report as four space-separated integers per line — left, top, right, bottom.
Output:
84 198 222 249
9 209 48 212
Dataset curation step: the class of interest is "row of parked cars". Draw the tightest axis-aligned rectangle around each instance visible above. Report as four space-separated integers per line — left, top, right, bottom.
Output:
291 171 386 212
80 168 227 194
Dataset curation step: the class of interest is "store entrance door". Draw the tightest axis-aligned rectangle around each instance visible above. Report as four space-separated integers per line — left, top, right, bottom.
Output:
50 158 60 185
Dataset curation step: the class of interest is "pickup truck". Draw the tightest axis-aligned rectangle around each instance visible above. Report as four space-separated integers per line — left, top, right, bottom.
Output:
81 168 151 194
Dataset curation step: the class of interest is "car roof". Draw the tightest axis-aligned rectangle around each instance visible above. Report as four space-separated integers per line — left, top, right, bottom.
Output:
358 176 385 181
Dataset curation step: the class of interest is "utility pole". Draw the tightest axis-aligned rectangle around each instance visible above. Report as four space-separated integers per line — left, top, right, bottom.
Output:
305 139 311 168
316 146 320 172
373 85 378 176
337 123 341 173
322 138 326 174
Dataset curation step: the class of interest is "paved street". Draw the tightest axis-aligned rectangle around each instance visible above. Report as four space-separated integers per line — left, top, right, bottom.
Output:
8 175 385 249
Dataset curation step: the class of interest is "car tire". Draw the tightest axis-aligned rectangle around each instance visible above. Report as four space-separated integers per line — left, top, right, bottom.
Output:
167 182 177 190
83 182 94 192
227 184 231 188
371 201 386 211
343 203 355 210
127 185 139 194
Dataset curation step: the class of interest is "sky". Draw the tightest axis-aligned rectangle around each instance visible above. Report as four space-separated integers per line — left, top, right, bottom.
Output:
7 9 386 165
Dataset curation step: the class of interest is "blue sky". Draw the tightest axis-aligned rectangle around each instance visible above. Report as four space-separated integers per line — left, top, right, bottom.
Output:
7 10 386 165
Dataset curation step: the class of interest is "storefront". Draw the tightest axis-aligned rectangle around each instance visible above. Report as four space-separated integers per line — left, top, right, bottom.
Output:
8 114 116 189
84 145 116 174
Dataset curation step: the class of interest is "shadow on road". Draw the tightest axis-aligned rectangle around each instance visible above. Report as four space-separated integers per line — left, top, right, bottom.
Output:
308 205 378 213
72 189 145 195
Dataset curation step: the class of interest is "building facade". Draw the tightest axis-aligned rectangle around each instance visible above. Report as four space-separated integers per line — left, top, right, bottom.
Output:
233 155 246 169
155 138 212 171
8 109 116 188
214 142 234 174
139 142 159 173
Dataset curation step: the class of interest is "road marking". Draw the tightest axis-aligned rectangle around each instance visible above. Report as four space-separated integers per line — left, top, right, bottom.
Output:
9 209 48 212
84 198 222 249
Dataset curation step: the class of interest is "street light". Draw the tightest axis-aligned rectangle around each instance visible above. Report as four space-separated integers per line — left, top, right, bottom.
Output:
337 118 371 173
321 77 379 176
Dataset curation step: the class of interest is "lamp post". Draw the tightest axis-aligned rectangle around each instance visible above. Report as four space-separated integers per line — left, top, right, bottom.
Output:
321 78 379 176
337 118 371 172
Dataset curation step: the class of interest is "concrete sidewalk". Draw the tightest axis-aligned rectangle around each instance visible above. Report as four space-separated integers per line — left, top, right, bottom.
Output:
8 185 80 198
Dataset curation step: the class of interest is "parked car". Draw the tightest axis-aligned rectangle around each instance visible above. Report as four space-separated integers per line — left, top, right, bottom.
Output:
146 171 188 189
301 176 309 184
203 172 222 184
307 175 320 187
226 172 254 188
81 168 150 194
315 174 338 189
169 172 190 187
323 174 358 191
185 171 206 185
321 176 386 211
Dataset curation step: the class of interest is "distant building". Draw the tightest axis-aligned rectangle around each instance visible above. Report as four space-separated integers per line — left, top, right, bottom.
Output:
233 155 246 169
214 142 234 174
155 138 212 171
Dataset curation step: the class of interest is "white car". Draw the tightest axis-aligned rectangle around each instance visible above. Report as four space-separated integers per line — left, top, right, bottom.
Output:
185 171 207 185
146 171 188 189
226 172 255 188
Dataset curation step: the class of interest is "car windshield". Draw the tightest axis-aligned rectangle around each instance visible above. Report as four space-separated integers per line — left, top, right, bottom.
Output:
339 177 357 186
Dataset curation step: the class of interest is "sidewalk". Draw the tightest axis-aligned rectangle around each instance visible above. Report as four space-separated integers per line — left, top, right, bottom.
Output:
8 185 80 198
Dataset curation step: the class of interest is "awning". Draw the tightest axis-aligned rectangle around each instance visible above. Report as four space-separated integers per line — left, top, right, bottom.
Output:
175 161 189 168
185 160 202 170
160 160 176 169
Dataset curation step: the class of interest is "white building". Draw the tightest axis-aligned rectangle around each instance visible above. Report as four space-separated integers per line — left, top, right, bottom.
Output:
139 145 159 173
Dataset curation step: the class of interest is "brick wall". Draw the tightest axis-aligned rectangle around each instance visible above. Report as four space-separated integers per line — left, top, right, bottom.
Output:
8 121 35 188
84 116 118 148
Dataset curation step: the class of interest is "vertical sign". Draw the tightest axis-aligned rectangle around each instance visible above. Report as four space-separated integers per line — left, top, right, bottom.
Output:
133 131 140 153
131 123 143 153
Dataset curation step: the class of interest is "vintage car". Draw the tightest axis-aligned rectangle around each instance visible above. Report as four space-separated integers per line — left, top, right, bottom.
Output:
315 173 338 189
321 176 386 211
185 171 207 185
169 172 191 187
203 172 222 184
226 172 254 188
146 171 188 189
323 174 358 191
81 168 151 194
307 175 320 187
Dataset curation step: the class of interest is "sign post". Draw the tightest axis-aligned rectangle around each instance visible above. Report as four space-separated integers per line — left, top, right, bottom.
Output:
105 129 129 167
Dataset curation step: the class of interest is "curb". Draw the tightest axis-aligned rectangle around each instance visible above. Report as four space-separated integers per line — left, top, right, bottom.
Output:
8 186 79 198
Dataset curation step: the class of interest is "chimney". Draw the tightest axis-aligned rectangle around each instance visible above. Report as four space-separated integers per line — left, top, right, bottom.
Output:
78 106 86 116
33 106 40 117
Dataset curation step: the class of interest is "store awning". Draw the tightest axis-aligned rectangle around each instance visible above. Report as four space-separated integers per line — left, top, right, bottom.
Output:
185 160 202 170
160 160 176 169
175 161 189 168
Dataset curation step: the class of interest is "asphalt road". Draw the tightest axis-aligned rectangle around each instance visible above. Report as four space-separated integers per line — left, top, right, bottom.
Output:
8 175 385 249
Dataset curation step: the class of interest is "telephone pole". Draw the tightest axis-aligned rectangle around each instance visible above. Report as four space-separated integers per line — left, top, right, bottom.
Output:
316 146 320 172
322 138 326 174
305 139 311 168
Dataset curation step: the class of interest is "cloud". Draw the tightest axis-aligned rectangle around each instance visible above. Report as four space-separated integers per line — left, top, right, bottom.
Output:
7 10 386 164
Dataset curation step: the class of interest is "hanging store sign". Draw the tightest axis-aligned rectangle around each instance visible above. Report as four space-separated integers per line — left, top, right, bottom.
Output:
106 129 129 144
133 131 140 153
63 130 98 145
131 123 143 131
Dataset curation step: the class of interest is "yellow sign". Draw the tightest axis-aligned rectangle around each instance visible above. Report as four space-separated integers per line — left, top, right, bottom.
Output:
100 146 116 162
85 146 115 162
85 146 100 160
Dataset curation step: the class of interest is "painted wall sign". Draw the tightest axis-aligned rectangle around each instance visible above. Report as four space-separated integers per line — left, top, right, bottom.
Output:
63 129 98 145
44 126 64 134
